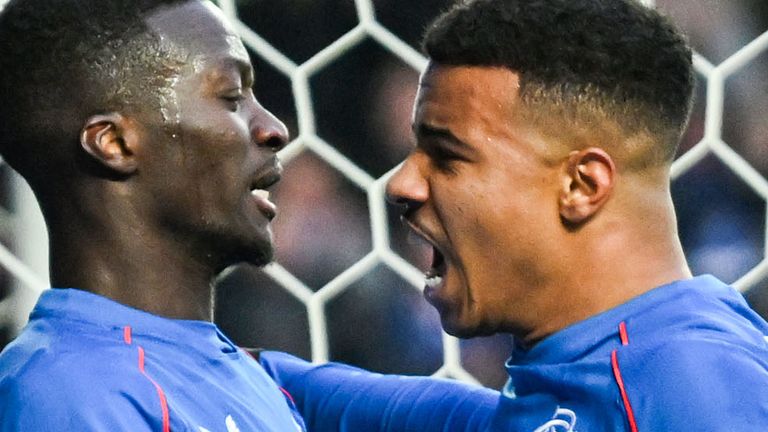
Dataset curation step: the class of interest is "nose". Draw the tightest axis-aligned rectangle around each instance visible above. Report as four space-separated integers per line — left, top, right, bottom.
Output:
252 107 289 152
385 153 429 210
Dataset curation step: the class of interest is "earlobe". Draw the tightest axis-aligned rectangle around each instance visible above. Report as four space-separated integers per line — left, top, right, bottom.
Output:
80 113 138 175
558 148 616 226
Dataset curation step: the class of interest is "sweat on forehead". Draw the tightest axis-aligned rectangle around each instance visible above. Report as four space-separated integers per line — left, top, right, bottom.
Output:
0 0 250 180
145 0 248 64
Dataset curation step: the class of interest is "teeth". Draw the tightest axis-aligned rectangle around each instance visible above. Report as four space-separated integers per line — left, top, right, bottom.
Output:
251 189 270 200
425 275 443 288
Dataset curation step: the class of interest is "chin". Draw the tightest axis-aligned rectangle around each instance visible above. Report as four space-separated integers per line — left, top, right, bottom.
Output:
442 324 477 339
215 232 274 270
440 311 498 339
440 315 479 339
239 224 275 265
240 239 274 267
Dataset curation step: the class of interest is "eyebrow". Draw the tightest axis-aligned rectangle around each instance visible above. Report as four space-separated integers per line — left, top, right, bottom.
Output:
214 57 254 88
412 123 471 150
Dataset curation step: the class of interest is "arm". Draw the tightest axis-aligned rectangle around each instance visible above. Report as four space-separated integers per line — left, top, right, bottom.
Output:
260 351 499 432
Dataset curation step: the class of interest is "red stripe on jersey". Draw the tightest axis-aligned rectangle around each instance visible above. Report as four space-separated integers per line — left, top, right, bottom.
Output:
123 326 132 345
138 346 145 372
611 350 638 432
124 329 171 432
619 322 629 346
280 387 297 405
136 347 171 432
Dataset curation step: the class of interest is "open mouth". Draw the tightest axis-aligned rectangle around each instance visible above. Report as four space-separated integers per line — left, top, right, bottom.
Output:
250 163 283 220
425 246 446 288
405 220 448 290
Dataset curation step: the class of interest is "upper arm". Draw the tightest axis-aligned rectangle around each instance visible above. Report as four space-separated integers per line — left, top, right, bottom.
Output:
261 350 499 432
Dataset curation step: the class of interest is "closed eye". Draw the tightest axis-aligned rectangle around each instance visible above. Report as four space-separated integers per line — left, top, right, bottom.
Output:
424 144 467 174
221 93 245 110
413 123 473 174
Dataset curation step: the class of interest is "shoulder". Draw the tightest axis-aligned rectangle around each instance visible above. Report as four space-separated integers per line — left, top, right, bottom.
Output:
1 319 140 391
616 333 768 430
0 325 157 430
618 277 768 386
611 279 768 430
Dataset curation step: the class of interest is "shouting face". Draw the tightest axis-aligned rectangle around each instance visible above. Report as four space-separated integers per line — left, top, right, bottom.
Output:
387 64 565 337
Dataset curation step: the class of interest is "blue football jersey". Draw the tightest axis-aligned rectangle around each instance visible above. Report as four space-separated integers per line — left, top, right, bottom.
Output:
0 288 306 431
263 275 768 431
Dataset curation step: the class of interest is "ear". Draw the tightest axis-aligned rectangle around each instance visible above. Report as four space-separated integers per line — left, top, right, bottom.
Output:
80 113 138 175
558 147 616 225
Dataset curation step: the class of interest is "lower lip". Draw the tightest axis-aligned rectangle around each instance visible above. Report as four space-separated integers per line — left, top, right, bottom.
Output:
251 192 277 220
423 274 445 303
424 284 437 304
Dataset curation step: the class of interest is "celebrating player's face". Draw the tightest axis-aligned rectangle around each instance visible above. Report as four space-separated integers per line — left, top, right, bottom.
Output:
138 2 287 269
387 64 564 337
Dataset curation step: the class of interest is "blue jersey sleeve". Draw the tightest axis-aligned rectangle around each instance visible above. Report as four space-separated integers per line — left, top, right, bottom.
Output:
620 339 768 431
260 351 500 432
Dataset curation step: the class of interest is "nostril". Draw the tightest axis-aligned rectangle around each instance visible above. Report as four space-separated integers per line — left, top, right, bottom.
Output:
385 188 411 206
393 199 422 220
387 195 408 206
386 177 426 206
253 126 288 152
263 135 286 152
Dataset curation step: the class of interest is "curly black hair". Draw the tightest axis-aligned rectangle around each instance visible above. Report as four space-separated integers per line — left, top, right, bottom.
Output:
0 0 188 181
423 0 695 167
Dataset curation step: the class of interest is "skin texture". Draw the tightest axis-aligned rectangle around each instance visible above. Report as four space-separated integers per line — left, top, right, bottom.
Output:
386 64 691 344
47 1 288 321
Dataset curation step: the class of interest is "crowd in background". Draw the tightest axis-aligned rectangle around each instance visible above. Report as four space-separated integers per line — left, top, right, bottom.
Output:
1 0 767 389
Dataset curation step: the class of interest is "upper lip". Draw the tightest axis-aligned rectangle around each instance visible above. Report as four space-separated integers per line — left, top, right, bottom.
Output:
250 158 283 191
403 217 441 252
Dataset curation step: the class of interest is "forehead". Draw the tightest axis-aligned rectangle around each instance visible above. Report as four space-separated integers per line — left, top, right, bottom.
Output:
414 64 522 127
144 1 248 66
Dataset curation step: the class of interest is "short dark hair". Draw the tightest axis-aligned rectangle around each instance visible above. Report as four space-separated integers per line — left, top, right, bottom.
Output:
0 0 189 181
423 0 695 167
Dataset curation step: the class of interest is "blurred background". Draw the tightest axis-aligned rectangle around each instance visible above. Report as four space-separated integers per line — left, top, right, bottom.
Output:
1 0 767 390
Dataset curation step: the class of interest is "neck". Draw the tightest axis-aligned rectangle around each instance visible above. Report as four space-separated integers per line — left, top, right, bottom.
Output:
520 178 691 345
44 191 219 322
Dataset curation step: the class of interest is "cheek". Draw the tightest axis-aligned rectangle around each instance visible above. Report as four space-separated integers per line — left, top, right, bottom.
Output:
448 171 550 265
181 118 248 160
432 180 501 281
171 126 250 201
450 173 516 243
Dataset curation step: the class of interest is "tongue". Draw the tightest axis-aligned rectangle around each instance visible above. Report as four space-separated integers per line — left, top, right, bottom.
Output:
252 190 277 219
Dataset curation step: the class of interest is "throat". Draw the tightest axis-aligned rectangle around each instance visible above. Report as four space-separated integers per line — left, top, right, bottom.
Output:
49 236 218 321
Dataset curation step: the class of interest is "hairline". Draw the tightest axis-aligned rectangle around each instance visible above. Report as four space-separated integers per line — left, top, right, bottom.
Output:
424 59 683 171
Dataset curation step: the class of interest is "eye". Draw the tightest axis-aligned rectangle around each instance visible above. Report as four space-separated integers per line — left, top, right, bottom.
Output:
221 92 245 110
427 146 463 174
